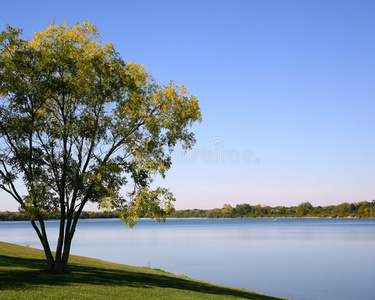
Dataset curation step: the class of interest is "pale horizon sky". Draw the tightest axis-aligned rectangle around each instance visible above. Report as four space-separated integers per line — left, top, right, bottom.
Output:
1 0 375 211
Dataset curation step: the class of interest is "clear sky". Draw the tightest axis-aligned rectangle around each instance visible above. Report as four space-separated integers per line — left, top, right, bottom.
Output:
1 0 375 210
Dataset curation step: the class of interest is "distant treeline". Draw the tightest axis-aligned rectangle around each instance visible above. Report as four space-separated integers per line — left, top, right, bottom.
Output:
1 201 375 221
0 210 120 222
168 201 375 219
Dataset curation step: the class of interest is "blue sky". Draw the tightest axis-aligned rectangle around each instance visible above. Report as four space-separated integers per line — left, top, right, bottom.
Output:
1 0 375 210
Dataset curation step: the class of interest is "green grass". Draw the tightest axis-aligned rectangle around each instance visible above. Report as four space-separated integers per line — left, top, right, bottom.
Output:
0 241 286 300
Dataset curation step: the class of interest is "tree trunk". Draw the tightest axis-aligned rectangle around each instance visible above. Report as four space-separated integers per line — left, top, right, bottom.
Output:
42 240 55 271
61 234 73 272
55 200 66 271
30 218 55 271
29 204 83 273
60 209 80 272
53 259 65 273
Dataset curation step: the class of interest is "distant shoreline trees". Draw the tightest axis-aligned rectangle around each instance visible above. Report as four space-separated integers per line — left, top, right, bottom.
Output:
1 200 374 221
169 201 375 219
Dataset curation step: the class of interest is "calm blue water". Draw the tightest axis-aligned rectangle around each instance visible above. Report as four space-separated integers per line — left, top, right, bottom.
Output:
1 218 374 300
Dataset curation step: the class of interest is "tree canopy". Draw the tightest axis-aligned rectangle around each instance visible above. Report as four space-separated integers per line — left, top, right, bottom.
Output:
0 21 201 272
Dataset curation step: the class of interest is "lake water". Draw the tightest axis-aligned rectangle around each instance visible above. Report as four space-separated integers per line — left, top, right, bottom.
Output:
1 218 374 300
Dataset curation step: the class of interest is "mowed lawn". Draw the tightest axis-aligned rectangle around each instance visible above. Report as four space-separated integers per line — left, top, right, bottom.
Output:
0 241 286 300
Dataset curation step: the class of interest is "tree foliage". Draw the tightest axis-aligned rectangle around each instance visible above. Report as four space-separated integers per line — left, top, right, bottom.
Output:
0 21 201 272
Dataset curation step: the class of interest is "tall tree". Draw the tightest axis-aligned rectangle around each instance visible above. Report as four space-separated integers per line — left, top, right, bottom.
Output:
0 21 201 272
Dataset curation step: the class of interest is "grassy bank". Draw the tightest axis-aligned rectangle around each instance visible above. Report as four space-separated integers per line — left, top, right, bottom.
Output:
0 241 285 299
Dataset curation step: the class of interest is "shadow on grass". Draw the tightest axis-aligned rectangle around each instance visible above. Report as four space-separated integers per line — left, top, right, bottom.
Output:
0 254 281 300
